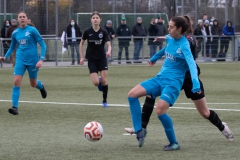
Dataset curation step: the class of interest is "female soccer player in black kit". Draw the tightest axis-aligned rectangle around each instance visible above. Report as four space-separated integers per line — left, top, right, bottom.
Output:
125 15 233 143
79 11 111 107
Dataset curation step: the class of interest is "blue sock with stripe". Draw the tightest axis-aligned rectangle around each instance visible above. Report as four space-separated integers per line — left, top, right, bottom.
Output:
158 113 178 144
12 86 20 108
128 97 142 133
36 80 43 90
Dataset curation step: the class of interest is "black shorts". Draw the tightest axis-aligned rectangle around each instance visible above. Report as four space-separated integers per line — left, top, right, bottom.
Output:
181 77 205 100
88 57 108 74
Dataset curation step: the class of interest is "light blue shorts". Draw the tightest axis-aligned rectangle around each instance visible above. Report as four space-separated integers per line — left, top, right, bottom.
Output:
140 75 181 106
14 61 39 79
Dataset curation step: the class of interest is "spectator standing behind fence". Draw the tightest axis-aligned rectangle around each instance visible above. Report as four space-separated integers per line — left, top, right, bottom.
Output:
219 21 235 61
27 19 35 27
116 16 131 64
156 17 167 50
211 19 222 58
1 20 11 60
202 20 213 62
148 18 159 58
7 19 18 67
132 17 147 63
202 14 208 23
194 20 204 58
104 20 115 63
66 19 82 65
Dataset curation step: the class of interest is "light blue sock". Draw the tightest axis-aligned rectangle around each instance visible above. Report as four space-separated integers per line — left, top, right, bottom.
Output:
128 97 142 133
36 80 43 90
158 113 178 144
12 86 20 108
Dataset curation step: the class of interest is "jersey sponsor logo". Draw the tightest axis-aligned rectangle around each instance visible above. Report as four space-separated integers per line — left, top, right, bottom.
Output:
18 39 28 45
165 52 176 61
89 34 93 36
99 33 103 38
25 31 30 37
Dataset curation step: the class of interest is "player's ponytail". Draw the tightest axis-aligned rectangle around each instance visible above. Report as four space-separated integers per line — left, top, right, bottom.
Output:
183 15 194 34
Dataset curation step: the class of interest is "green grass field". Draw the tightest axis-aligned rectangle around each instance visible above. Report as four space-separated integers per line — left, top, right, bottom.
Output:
0 62 240 160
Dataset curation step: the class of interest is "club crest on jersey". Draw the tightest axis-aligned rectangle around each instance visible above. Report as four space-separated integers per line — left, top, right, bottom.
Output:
176 48 181 54
99 33 103 38
25 31 30 37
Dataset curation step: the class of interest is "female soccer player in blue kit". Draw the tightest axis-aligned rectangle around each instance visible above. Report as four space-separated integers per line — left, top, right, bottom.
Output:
125 15 233 145
0 12 47 115
127 16 201 150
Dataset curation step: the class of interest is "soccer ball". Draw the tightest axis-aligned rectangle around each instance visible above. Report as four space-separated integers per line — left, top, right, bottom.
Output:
84 121 103 142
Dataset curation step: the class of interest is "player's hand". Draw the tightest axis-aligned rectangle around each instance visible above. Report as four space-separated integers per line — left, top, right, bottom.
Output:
106 51 111 58
153 36 166 42
80 58 85 65
36 60 43 68
148 61 155 66
0 56 5 62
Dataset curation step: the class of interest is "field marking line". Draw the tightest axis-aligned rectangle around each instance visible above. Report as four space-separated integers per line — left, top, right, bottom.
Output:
0 100 240 112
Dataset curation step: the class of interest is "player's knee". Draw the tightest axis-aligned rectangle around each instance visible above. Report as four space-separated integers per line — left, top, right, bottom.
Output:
101 79 107 86
128 90 137 97
13 79 21 86
92 81 99 86
200 110 210 119
30 81 37 88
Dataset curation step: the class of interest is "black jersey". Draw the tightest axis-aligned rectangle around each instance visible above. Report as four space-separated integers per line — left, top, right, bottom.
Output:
82 27 110 60
185 33 200 78
185 33 197 60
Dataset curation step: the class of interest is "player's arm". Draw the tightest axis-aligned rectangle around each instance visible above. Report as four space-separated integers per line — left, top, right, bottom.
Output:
4 36 17 60
79 39 85 65
36 39 47 68
105 41 111 58
104 30 111 57
149 46 166 63
182 45 200 93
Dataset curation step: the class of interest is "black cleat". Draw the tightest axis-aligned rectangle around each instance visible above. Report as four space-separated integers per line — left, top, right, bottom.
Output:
40 85 47 99
8 107 18 115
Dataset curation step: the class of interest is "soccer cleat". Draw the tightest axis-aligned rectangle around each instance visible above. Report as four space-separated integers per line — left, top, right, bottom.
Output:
98 76 102 91
103 102 108 108
8 107 18 115
40 85 47 99
125 127 136 134
136 128 147 147
221 122 234 141
163 143 180 151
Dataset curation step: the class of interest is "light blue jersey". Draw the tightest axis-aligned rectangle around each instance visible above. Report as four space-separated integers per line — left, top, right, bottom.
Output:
150 34 200 93
5 25 46 65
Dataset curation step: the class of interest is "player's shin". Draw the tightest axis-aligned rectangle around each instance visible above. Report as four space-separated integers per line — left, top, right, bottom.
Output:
158 113 178 144
128 97 142 132
12 86 20 108
142 96 155 129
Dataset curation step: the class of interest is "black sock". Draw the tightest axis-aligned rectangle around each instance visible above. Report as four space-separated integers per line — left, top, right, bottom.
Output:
102 85 108 103
207 110 225 131
142 97 155 129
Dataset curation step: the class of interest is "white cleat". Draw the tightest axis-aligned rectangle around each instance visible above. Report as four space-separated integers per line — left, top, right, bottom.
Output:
221 122 234 141
124 127 136 134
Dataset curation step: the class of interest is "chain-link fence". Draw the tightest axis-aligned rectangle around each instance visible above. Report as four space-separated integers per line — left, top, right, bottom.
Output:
0 0 240 66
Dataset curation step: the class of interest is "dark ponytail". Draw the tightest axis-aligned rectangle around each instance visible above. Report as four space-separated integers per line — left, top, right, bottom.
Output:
183 15 193 34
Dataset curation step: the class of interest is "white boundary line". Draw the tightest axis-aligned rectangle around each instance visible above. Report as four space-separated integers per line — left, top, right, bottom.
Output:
0 100 240 112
